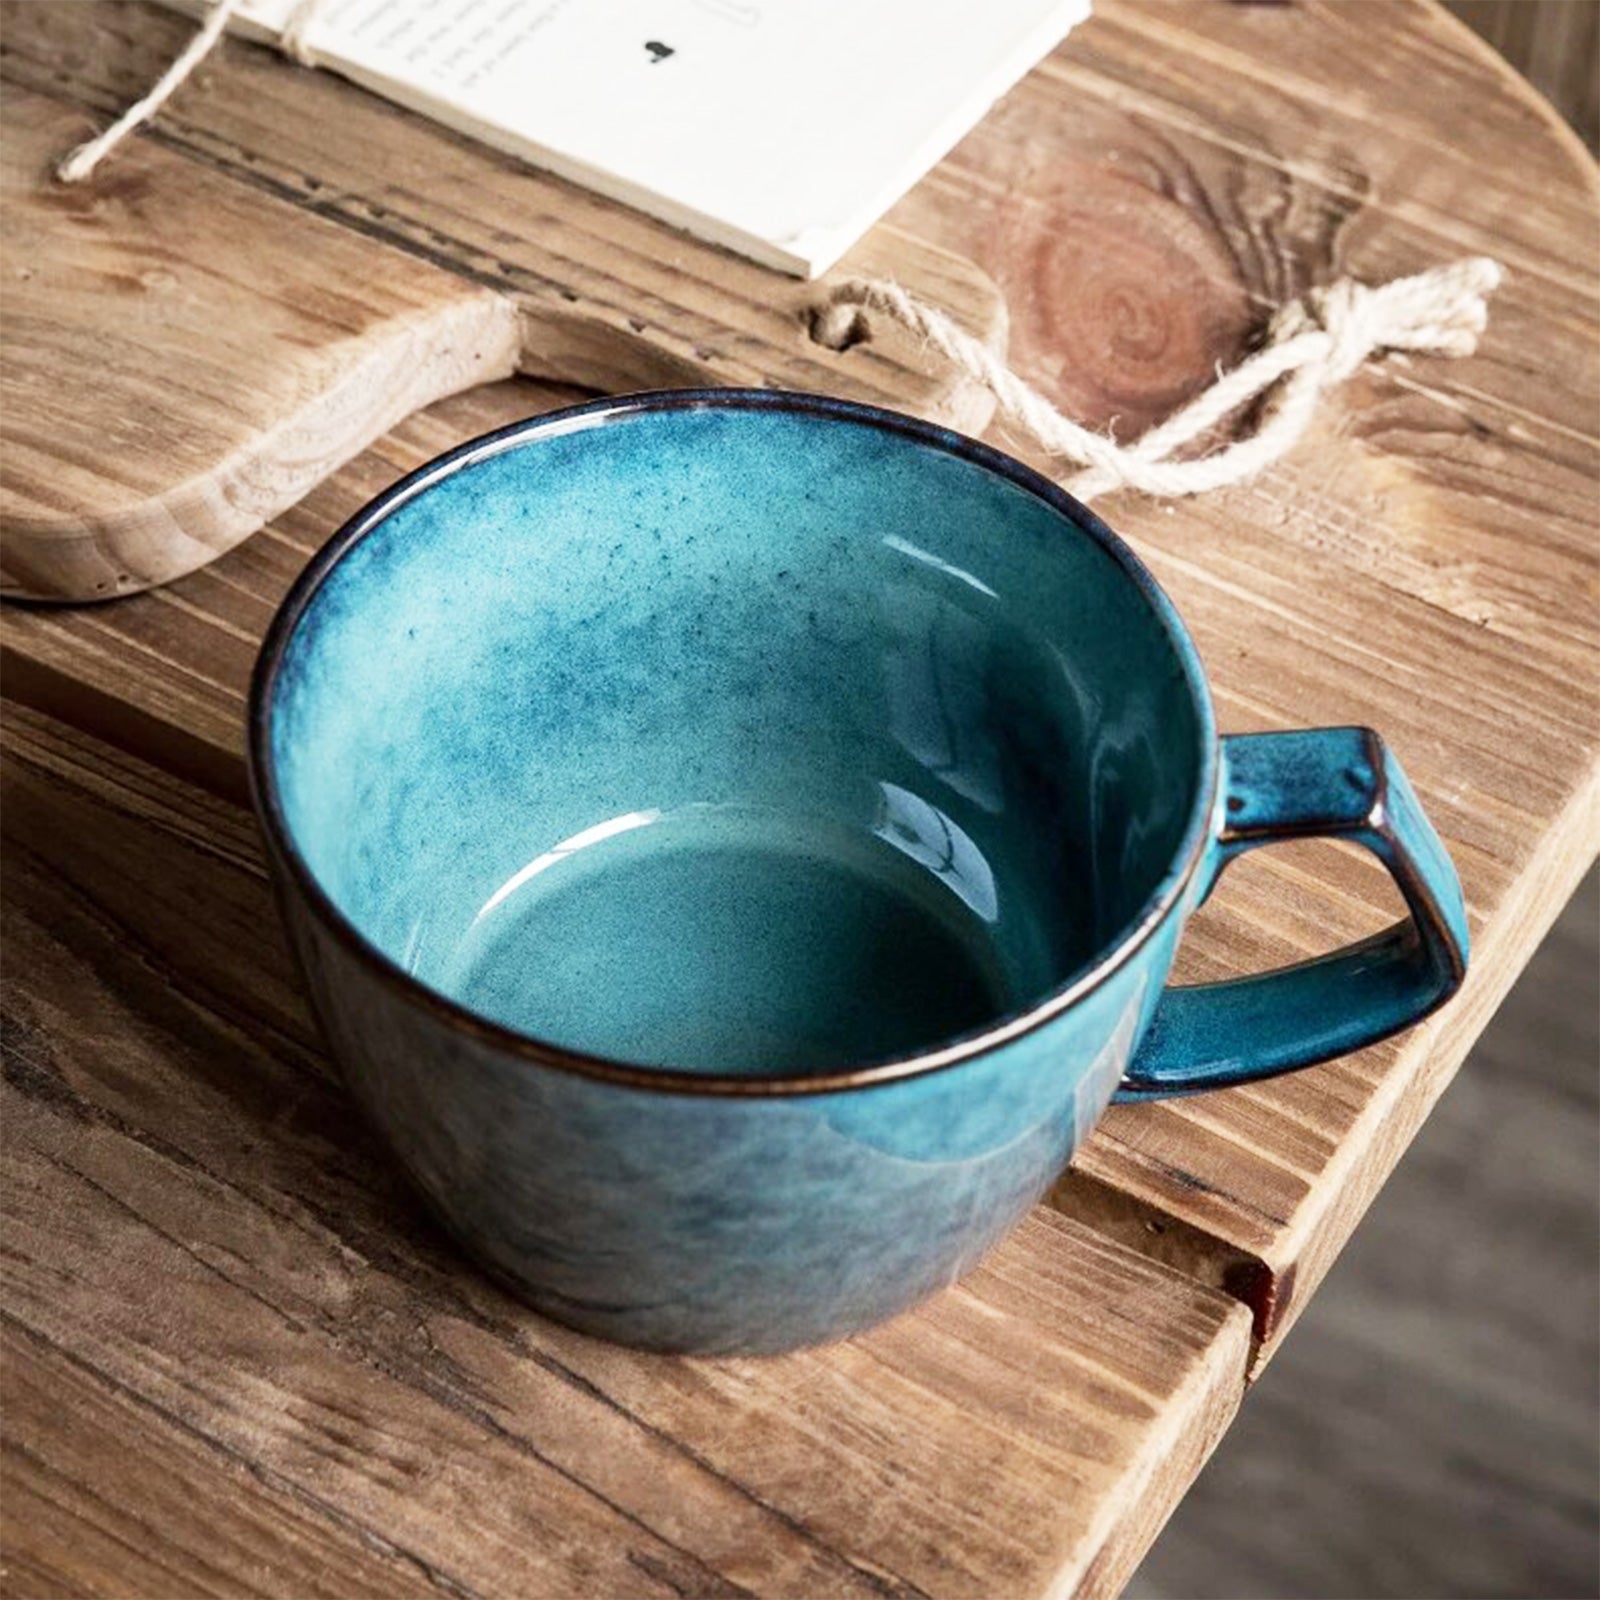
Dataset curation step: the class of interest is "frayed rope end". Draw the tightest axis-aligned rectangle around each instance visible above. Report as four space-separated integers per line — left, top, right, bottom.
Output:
809 257 1505 500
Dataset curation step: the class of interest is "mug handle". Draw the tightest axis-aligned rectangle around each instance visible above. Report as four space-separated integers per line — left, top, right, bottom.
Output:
1116 727 1469 1100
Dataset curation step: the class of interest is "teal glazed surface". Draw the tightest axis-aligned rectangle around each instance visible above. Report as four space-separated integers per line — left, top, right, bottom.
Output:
250 390 1469 1353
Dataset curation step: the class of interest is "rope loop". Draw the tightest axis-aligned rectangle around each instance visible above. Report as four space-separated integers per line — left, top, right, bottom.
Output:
817 258 1503 501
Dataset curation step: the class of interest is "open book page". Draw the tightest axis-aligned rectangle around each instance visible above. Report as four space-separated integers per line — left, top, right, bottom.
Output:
159 0 1089 276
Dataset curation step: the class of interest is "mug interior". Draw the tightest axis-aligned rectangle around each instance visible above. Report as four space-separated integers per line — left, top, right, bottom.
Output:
261 395 1210 1078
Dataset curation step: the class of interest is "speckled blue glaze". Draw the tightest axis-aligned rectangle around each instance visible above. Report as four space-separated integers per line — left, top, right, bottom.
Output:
249 390 1468 1353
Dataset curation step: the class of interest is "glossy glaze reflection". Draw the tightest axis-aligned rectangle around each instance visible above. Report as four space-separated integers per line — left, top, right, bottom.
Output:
431 803 1015 1073
252 389 1468 1353
269 403 1202 1078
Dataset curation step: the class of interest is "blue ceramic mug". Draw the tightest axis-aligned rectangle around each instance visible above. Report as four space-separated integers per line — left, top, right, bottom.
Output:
249 390 1468 1354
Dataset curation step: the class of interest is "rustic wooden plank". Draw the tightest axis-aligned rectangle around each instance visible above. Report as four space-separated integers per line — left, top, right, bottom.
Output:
0 1320 448 1600
0 1 1008 600
1 0 1595 1388
887 1 1600 647
877 0 1600 1357
0 702 1253 1600
1056 0 1598 284
0 80 519 603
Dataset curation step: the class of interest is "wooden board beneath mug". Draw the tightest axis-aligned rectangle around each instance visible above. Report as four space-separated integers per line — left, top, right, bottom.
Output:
2 699 1252 1600
9 0 1598 1350
2 1 1599 1595
0 16 1005 600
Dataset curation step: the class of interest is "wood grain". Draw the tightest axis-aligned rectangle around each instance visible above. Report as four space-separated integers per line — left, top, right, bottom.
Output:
5 0 1597 1373
0 1323 446 1600
883 0 1600 1357
0 3 1597 1589
1 83 519 604
0 6 1007 600
0 701 1252 1600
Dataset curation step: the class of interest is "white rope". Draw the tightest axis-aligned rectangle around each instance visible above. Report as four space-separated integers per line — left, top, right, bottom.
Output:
56 0 243 183
813 257 1504 500
279 0 325 66
55 0 326 184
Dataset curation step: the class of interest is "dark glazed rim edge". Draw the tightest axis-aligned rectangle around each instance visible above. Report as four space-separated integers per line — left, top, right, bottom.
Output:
247 388 1220 1098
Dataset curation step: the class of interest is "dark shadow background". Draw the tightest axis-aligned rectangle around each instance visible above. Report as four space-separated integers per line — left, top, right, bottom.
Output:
1444 0 1599 153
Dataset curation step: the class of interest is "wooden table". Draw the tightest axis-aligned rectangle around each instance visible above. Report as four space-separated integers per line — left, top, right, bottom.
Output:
2 3 1596 1597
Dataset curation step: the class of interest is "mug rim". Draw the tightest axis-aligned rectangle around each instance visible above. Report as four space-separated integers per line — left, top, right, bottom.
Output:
248 388 1220 1098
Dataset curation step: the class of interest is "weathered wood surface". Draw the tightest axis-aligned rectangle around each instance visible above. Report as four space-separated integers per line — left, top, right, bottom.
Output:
880 0 1600 1360
5 0 1597 1375
0 701 1252 1600
0 9 1005 599
1 1 1598 1593
0 84 517 603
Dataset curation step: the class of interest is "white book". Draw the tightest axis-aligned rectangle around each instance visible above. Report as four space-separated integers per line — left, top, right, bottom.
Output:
160 0 1089 276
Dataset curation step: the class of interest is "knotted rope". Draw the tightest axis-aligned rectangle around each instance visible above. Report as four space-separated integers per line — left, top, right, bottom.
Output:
813 257 1503 500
